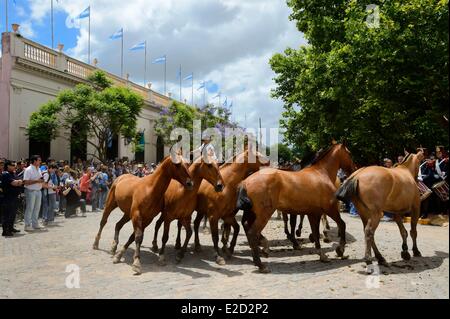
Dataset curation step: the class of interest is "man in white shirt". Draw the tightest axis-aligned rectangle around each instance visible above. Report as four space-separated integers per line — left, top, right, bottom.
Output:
23 155 45 231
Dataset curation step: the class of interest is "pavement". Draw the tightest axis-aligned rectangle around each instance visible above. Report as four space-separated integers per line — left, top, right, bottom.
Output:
0 207 448 299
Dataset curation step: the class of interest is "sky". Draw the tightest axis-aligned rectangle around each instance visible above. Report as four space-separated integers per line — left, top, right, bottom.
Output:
1 0 306 134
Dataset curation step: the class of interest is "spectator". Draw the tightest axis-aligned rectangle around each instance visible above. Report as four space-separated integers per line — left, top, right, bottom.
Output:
1 160 24 236
41 164 59 226
62 170 86 218
134 164 145 177
23 155 45 231
79 167 92 211
90 168 101 212
97 166 109 210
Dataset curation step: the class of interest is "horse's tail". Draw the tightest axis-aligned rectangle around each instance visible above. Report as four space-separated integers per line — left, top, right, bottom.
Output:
236 185 253 211
336 176 370 212
101 179 119 222
335 177 359 203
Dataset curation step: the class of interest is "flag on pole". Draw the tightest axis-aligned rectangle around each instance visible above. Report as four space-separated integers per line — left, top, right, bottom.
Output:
109 28 123 40
130 41 145 51
229 101 233 108
197 81 205 90
152 55 166 64
223 97 228 107
183 73 193 81
66 6 90 28
78 6 90 19
212 92 220 99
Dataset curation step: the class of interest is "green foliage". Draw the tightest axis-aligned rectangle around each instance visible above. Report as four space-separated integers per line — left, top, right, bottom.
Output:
27 70 144 163
271 143 294 165
271 0 449 164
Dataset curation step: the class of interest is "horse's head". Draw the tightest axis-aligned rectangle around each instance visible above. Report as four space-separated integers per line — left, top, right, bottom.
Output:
337 142 356 175
195 149 225 192
169 149 194 190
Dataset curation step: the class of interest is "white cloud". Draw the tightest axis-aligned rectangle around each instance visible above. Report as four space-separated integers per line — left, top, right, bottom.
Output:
18 20 35 38
24 0 306 138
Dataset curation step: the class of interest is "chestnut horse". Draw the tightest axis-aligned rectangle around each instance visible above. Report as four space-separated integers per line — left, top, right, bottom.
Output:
335 150 424 271
92 151 193 267
171 148 269 265
149 153 225 264
236 143 355 273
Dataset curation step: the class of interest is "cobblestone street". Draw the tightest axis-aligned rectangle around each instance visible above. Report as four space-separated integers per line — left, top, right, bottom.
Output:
0 208 448 299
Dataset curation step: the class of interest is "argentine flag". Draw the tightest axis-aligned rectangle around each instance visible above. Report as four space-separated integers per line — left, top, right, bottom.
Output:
223 97 228 107
197 81 205 90
183 73 193 81
152 55 166 64
66 6 90 29
130 41 146 51
110 28 123 40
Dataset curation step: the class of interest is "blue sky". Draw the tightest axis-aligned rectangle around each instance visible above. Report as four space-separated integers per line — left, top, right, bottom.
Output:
1 0 306 133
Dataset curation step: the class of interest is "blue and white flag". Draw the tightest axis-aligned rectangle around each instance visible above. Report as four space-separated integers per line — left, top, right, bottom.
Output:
197 81 205 90
66 6 90 29
229 101 233 108
130 41 146 51
183 73 193 81
212 92 220 99
223 97 228 107
152 55 166 64
109 28 123 40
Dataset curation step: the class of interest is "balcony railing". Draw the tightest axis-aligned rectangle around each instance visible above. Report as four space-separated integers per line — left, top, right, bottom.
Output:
24 42 57 68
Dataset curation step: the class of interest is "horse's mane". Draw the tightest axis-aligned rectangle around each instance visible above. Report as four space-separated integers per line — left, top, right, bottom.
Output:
301 144 336 169
398 152 412 166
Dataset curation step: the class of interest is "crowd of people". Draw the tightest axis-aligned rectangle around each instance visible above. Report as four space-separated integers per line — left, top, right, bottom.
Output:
0 155 158 237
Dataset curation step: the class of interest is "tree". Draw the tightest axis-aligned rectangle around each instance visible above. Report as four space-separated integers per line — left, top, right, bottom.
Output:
27 71 144 163
271 0 449 164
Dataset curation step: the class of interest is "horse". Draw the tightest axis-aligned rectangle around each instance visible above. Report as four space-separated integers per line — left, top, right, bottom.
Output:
335 150 424 271
171 147 270 265
92 150 193 261
279 161 341 246
150 153 225 264
236 143 355 273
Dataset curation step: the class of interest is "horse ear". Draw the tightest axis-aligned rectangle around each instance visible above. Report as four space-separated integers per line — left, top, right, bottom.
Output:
331 138 337 145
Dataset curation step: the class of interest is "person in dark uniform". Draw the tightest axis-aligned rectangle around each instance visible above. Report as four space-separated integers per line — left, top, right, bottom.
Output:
1 160 24 236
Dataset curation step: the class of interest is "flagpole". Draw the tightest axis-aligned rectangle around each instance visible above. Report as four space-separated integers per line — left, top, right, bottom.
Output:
191 73 194 106
121 29 123 78
203 82 206 106
144 40 147 87
178 64 182 102
51 0 54 49
88 6 91 64
5 0 8 32
164 55 167 96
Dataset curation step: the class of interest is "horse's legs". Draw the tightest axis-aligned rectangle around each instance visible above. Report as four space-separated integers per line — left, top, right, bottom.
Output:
174 219 183 250
202 214 208 230
282 212 290 238
112 232 135 264
193 211 204 252
210 216 226 265
176 218 193 262
246 214 271 273
410 202 422 257
158 219 172 265
227 217 240 256
364 214 381 272
360 214 386 266
131 216 146 275
221 220 231 248
92 197 117 250
326 203 347 259
308 214 329 262
110 214 130 255
394 214 410 261
296 214 305 237
151 214 164 253
289 214 300 249
321 214 331 243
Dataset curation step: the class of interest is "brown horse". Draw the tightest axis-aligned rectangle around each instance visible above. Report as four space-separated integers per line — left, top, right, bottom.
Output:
335 150 424 271
236 143 355 273
282 177 341 245
171 148 270 265
149 153 225 264
92 151 193 263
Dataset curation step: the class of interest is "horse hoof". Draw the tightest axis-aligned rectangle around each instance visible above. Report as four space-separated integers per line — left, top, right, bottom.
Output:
335 246 345 257
151 245 159 253
309 234 314 243
366 266 374 274
110 248 117 255
295 230 301 237
157 255 166 266
132 265 142 275
174 243 181 250
320 254 330 263
378 259 389 267
341 254 349 260
216 256 226 266
401 251 411 261
323 237 331 243
413 250 422 257
112 255 121 264
92 244 99 250
259 265 271 274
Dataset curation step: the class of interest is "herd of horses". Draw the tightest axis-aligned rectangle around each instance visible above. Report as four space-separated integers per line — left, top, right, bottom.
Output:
92 143 425 275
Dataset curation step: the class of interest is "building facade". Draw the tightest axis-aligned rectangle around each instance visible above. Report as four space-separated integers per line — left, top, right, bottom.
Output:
1 30 170 163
